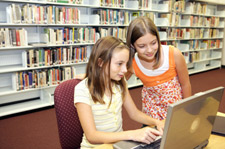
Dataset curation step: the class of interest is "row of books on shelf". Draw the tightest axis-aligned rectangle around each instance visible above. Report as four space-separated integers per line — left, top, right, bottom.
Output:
47 26 126 45
100 0 125 8
161 40 176 46
5 0 169 11
157 13 179 26
93 9 222 26
44 27 97 45
138 0 150 10
99 27 127 41
5 3 161 25
0 28 28 47
185 2 221 16
208 29 223 38
186 2 208 15
0 27 124 48
49 0 169 10
137 0 171 10
137 0 173 12
26 46 87 68
18 0 222 17
9 0 82 2
174 1 225 16
185 40 221 50
3 3 224 27
161 39 221 51
0 27 222 48
184 50 221 63
94 9 136 25
173 0 185 12
0 27 97 47
159 13 222 27
48 6 80 24
19 0 225 17
15 66 76 91
163 28 223 40
183 16 220 27
47 0 83 4
6 4 80 24
184 51 202 63
95 9 221 27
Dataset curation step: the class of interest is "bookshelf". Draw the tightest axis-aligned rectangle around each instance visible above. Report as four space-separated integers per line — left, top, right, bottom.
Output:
0 0 224 117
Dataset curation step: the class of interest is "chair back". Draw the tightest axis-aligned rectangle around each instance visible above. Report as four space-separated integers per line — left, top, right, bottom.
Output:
54 79 83 149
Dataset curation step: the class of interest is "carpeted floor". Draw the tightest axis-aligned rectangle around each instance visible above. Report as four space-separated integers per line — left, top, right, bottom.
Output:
0 68 225 149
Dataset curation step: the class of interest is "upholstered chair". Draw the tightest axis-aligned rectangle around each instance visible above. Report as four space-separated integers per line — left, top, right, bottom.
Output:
54 79 83 149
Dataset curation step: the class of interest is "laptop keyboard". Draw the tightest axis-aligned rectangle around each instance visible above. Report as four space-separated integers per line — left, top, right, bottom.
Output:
133 137 161 149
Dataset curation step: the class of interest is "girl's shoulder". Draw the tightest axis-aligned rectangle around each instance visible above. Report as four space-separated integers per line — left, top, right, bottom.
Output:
172 47 183 57
164 45 182 57
172 47 185 65
75 78 88 90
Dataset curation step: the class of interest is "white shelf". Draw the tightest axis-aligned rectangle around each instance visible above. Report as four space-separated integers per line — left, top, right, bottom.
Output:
0 0 46 4
0 61 88 74
0 99 53 117
189 65 221 75
188 57 222 64
128 82 143 88
0 43 94 51
188 48 222 52
181 12 225 18
0 85 56 96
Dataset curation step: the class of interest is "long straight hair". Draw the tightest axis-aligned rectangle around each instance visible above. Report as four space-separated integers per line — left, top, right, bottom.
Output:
85 36 132 104
126 16 161 69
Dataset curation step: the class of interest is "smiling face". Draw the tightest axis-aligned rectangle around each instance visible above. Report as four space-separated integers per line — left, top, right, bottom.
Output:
134 33 159 62
109 48 129 81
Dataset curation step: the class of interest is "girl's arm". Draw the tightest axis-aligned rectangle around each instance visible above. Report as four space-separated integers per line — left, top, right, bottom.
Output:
76 102 162 145
174 47 192 98
123 88 164 133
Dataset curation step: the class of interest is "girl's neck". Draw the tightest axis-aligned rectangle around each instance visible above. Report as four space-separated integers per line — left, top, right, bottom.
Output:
142 59 156 70
139 46 163 70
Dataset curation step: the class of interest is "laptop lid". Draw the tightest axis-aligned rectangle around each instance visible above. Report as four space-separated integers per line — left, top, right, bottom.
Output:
160 86 224 149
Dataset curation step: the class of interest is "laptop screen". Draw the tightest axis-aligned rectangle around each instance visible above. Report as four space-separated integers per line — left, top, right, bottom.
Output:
160 86 224 149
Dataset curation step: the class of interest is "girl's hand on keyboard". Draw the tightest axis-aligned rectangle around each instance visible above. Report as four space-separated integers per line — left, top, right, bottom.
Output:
131 127 162 144
154 119 164 134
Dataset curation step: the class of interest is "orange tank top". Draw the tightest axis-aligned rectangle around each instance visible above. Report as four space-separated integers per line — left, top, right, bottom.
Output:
133 46 177 87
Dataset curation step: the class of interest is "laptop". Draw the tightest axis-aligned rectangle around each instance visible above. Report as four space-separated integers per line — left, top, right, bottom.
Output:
113 86 224 149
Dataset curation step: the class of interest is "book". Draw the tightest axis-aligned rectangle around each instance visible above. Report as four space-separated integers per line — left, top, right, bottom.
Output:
63 67 71 80
10 29 17 46
57 0 69 3
16 29 21 46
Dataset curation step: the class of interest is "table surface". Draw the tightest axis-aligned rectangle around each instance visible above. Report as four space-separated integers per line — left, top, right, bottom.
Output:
207 133 225 149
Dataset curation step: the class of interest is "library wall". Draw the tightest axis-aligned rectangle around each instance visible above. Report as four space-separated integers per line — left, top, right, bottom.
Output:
0 0 225 117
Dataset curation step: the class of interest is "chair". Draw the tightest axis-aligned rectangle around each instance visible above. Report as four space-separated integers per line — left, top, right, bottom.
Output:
54 79 83 149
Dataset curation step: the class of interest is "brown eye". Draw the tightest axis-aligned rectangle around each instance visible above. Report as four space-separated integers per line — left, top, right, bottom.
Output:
138 45 145 48
118 63 122 66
